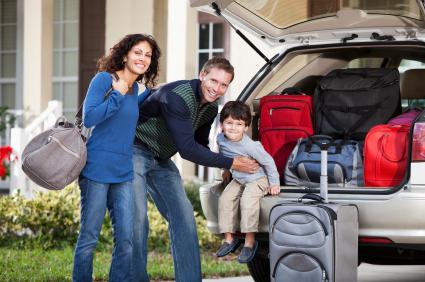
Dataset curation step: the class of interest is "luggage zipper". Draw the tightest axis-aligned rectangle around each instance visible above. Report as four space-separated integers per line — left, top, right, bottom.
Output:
322 80 398 92
272 210 328 236
317 205 338 222
260 99 313 116
269 106 301 116
259 127 311 136
48 136 80 159
272 250 328 281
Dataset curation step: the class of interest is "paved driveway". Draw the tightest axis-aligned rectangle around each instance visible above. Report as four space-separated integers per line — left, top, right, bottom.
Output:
201 264 425 281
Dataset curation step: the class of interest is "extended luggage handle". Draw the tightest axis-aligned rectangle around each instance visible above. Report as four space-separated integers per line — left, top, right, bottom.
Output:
305 135 331 203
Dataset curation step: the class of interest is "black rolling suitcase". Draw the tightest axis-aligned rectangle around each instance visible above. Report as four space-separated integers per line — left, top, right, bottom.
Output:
269 136 359 282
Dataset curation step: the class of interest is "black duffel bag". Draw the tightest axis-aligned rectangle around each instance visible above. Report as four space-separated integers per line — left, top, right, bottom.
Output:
314 68 401 140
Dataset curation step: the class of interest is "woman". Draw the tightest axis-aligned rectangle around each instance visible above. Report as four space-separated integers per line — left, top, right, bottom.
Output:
73 34 161 282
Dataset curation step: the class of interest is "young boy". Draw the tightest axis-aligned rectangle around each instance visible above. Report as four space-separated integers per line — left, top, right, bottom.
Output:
216 101 280 263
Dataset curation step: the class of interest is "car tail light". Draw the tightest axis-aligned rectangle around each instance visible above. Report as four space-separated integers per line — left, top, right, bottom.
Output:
358 237 394 244
412 122 425 161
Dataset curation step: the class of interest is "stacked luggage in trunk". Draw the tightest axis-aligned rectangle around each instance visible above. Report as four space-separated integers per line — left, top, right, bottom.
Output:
286 68 402 187
260 68 422 281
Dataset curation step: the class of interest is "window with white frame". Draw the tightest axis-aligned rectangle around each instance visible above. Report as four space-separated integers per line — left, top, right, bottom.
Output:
196 12 229 182
52 0 79 121
0 0 17 110
197 12 229 73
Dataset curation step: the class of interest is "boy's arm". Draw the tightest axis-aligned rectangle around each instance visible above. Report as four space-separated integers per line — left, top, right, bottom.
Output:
249 141 280 188
268 185 280 195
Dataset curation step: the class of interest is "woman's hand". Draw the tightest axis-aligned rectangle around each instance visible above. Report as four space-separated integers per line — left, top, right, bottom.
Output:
112 76 131 95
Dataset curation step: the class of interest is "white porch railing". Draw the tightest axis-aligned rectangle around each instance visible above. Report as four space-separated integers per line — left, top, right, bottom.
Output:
0 110 23 193
9 100 63 198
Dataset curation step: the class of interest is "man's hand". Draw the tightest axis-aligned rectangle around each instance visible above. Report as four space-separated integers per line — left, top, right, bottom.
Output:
268 185 280 196
231 156 259 173
222 170 231 184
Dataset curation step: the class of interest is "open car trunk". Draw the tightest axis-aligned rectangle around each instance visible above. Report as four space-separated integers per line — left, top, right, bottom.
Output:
245 42 425 194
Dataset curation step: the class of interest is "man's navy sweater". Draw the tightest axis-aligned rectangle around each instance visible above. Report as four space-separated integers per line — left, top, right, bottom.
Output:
136 79 233 169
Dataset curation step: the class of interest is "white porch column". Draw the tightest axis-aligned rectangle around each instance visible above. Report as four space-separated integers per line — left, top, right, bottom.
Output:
166 0 197 81
167 0 198 177
22 0 53 123
105 0 154 52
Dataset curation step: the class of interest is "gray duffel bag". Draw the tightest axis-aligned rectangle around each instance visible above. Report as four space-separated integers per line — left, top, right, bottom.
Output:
21 116 87 190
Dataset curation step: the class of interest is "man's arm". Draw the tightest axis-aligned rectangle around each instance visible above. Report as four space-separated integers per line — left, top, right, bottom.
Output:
161 93 258 173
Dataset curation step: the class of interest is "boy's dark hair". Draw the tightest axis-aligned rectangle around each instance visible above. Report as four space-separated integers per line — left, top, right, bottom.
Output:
219 101 251 126
201 57 234 82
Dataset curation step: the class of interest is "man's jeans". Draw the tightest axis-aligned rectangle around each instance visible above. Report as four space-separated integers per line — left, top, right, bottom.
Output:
132 144 202 282
73 177 134 282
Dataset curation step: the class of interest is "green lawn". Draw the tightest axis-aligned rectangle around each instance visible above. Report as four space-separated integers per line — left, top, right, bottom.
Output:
0 247 249 281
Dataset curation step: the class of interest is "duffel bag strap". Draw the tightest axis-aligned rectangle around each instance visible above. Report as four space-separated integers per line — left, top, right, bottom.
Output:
75 72 119 129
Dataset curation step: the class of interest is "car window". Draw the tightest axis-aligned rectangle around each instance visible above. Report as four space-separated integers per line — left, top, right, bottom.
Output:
254 53 319 99
346 58 384 68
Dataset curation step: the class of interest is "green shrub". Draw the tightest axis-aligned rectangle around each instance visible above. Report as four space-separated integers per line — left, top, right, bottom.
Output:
0 183 220 251
184 181 204 217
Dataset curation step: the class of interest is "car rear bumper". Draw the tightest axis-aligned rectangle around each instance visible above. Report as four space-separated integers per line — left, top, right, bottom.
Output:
200 181 425 245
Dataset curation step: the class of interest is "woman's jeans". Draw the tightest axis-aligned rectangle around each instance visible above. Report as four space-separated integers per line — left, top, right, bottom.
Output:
73 177 134 282
131 144 202 282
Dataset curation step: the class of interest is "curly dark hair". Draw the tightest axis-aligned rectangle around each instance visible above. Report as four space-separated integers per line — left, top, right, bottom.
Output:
97 34 161 88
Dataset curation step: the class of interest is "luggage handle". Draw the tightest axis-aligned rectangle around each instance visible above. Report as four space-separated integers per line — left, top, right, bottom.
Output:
280 87 305 95
379 133 407 162
55 116 74 129
298 193 326 203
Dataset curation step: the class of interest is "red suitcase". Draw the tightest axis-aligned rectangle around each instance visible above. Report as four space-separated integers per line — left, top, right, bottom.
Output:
259 90 314 181
363 124 410 187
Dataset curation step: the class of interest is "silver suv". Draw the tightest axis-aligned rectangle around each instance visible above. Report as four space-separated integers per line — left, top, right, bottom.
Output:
190 1 425 281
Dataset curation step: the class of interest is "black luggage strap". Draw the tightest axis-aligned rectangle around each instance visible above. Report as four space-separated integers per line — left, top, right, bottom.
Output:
320 103 379 138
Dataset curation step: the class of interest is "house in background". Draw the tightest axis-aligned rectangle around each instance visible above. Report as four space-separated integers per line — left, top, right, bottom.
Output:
0 0 273 196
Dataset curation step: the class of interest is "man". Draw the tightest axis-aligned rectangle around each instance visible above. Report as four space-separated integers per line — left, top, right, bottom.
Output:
132 57 258 282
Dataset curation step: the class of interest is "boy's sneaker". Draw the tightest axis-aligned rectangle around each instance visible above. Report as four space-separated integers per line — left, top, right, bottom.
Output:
237 241 258 263
216 238 241 257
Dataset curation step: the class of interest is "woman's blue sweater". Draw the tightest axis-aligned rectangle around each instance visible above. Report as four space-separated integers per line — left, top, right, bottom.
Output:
81 71 148 183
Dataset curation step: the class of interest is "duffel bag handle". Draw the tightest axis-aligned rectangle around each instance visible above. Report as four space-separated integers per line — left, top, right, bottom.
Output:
306 135 334 151
298 193 326 203
55 116 74 128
